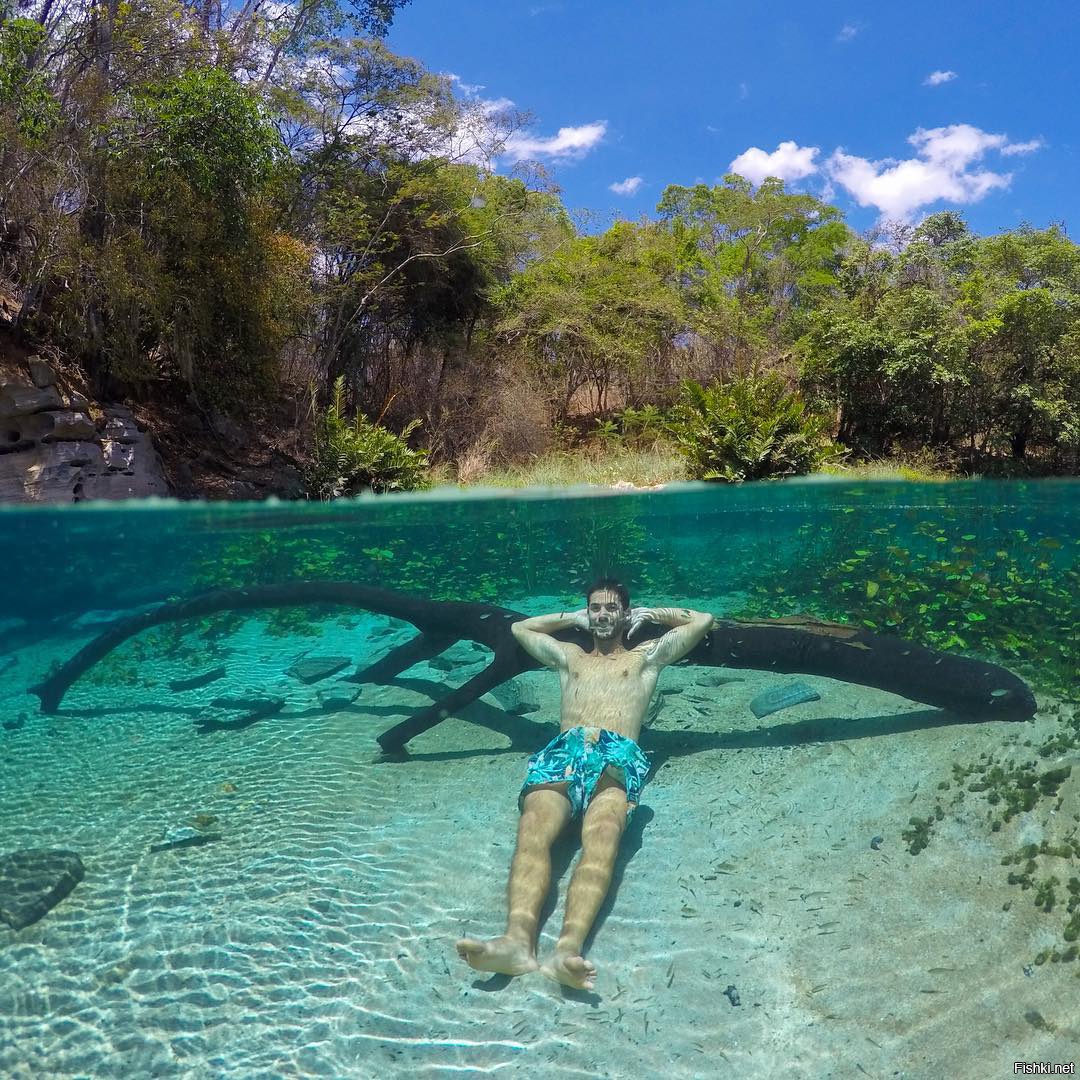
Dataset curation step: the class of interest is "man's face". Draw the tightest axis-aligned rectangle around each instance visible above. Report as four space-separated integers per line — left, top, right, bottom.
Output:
587 589 627 641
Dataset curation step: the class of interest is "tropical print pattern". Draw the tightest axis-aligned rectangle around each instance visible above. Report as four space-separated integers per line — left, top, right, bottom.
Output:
519 726 651 818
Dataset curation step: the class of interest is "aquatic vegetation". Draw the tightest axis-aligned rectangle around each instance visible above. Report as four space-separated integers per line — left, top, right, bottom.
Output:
901 804 944 855
950 751 1078 962
81 618 237 688
731 505 1079 699
185 496 685 612
901 749 1078 961
953 758 1073 823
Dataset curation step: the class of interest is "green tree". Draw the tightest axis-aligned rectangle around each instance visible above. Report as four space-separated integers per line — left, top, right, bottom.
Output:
495 220 685 418
0 18 59 145
800 285 968 454
44 65 307 404
657 175 849 373
801 217 1080 469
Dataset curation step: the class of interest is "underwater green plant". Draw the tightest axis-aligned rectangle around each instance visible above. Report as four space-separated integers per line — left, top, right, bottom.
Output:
729 504 1078 700
918 748 1079 964
901 804 944 855
183 496 688 613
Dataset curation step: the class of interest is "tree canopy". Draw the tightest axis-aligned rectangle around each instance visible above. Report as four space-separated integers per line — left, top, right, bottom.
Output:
0 3 1076 480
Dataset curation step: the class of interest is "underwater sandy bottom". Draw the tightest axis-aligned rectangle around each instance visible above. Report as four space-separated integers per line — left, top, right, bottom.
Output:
0 607 1077 1080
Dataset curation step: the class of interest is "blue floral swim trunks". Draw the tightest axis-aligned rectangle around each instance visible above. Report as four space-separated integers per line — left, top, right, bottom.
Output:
519 726 651 818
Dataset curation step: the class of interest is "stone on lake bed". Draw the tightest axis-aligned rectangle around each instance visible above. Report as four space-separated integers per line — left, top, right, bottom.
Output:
286 656 351 684
72 602 163 630
197 696 285 733
149 827 222 854
485 682 541 715
0 849 85 930
749 681 822 719
317 684 360 709
209 694 284 712
168 665 227 692
693 671 743 688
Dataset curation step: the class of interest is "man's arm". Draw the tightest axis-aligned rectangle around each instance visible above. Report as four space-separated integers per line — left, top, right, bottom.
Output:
510 611 587 671
634 607 715 670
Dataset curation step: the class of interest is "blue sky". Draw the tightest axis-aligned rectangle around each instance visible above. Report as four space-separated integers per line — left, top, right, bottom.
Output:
388 0 1079 236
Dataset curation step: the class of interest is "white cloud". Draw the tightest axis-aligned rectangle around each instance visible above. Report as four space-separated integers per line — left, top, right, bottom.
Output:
837 23 860 42
503 121 607 163
609 176 643 196
1002 138 1045 156
738 82 749 100
729 140 820 185
924 70 958 86
826 123 1033 220
723 123 1041 220
445 72 486 96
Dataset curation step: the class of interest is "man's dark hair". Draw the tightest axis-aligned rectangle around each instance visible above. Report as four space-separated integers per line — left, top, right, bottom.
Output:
585 578 630 609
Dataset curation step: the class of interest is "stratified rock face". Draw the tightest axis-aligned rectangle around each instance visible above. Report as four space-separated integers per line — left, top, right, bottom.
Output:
0 384 62 417
0 849 85 930
41 410 97 441
0 357 170 503
27 358 57 388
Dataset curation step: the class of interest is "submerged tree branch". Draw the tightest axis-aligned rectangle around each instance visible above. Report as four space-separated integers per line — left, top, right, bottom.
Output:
30 583 1037 751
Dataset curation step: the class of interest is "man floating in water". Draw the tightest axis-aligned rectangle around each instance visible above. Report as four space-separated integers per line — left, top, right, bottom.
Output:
456 580 714 991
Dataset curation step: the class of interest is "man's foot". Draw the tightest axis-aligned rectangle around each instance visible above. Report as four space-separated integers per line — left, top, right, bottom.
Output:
541 951 597 991
456 936 538 977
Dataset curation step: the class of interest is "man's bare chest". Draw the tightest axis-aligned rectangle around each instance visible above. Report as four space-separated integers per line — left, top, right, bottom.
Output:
564 653 654 695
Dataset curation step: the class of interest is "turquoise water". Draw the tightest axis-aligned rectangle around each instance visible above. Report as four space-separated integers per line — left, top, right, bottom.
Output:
0 479 1077 1078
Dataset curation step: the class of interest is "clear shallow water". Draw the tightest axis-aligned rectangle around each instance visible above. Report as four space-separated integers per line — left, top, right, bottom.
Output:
0 479 1077 1078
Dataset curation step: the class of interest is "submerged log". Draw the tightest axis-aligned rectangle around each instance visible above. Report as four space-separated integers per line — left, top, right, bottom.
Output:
29 582 1036 751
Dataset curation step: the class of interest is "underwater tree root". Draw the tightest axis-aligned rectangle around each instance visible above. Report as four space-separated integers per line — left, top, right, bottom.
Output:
29 582 1037 750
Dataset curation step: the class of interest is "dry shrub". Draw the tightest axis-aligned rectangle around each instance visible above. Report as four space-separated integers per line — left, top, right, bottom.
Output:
433 358 553 472
454 439 494 484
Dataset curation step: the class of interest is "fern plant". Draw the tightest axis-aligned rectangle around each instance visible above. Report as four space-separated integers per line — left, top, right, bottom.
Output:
670 374 843 482
305 377 430 499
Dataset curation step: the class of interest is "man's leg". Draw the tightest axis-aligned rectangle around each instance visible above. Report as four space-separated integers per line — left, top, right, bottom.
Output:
542 775 627 991
456 784 571 976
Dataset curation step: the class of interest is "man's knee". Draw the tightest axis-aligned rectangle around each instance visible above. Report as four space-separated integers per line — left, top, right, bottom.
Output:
582 792 627 853
519 787 570 845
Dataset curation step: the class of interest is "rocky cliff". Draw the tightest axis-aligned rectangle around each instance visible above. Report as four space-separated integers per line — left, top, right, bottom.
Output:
1 352 169 503
0 325 309 503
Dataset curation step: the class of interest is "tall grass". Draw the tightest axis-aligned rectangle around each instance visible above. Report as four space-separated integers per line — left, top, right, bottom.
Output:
462 443 687 488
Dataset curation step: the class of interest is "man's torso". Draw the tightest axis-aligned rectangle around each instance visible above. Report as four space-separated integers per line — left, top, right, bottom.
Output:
555 644 659 743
